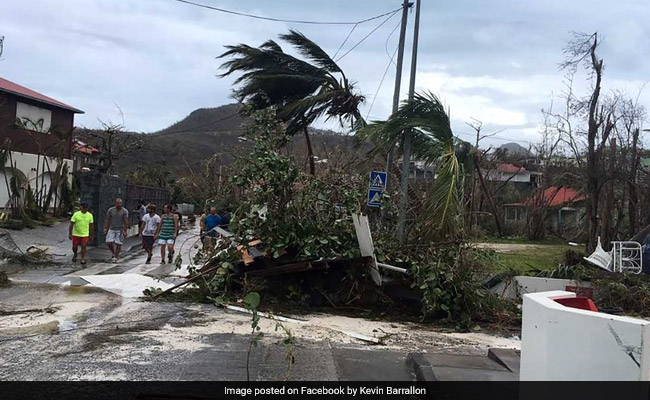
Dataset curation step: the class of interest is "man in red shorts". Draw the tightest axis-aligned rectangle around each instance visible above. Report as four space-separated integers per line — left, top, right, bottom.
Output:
69 202 94 265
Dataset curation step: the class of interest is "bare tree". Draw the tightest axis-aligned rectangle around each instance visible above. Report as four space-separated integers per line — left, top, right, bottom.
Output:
557 32 619 252
82 121 143 173
466 118 506 236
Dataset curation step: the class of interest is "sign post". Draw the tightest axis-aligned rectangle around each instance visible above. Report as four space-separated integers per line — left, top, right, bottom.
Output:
367 171 387 208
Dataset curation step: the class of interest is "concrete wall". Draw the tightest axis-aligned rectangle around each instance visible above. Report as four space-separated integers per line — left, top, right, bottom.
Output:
80 171 127 246
0 151 73 208
520 290 650 381
492 276 592 299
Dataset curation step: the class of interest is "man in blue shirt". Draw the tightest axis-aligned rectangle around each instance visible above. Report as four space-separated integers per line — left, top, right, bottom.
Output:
203 207 221 249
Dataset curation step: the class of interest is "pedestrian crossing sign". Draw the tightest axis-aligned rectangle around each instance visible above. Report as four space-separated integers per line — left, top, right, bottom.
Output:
369 171 387 190
367 188 383 208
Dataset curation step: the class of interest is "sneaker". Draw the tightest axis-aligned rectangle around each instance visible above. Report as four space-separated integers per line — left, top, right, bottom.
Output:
160 259 166 265
146 256 152 264
72 253 77 263
111 256 117 263
168 254 173 263
80 259 87 266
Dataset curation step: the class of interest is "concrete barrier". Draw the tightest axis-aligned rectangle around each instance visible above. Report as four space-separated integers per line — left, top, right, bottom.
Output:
492 276 592 299
520 290 650 381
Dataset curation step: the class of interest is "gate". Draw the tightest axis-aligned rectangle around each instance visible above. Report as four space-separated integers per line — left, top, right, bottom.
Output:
125 183 171 226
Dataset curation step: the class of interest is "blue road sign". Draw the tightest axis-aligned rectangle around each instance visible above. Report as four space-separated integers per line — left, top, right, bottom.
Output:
367 188 383 208
369 171 387 189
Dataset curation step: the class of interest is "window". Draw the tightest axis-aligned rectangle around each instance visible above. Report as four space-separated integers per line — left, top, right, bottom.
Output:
15 102 52 132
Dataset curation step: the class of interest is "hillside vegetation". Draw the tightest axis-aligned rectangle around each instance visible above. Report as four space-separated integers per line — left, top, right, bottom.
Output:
78 104 378 178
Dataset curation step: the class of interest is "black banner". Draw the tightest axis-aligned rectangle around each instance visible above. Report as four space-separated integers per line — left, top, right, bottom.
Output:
0 381 648 400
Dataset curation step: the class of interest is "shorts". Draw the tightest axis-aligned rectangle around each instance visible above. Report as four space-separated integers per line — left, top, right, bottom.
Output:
72 236 89 246
158 238 175 245
142 235 155 250
106 229 124 245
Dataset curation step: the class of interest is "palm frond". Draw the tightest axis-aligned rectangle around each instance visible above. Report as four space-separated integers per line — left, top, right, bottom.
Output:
418 143 463 240
279 30 342 75
358 92 463 240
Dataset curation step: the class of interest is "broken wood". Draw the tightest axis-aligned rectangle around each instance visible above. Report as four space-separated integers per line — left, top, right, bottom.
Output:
244 256 373 278
153 264 222 299
245 259 329 277
0 306 59 316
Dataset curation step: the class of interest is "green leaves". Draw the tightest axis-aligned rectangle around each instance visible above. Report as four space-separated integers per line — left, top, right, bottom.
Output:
243 292 261 311
218 30 364 136
359 92 463 242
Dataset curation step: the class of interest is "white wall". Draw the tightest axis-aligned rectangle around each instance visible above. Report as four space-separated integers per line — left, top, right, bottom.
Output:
491 276 592 299
521 290 650 381
0 152 73 208
485 170 531 182
16 102 52 132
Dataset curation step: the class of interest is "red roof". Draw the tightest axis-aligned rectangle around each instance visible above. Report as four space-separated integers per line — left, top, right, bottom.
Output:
73 139 99 155
496 163 525 173
506 186 584 207
0 77 83 113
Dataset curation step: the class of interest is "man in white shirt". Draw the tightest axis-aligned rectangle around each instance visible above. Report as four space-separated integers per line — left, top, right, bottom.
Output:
140 203 161 264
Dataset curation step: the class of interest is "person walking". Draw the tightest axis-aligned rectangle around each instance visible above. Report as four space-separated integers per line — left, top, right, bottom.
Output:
203 207 222 250
155 204 178 264
134 199 146 236
140 203 160 264
103 198 129 263
69 202 94 265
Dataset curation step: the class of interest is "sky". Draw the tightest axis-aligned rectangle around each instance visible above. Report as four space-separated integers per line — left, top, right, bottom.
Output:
1 0 648 148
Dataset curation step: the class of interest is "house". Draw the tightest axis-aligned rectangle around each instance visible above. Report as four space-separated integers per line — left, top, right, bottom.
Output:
0 77 83 207
485 163 541 187
72 139 101 171
504 186 585 228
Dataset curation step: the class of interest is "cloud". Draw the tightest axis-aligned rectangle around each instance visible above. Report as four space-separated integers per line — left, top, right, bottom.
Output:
0 0 647 145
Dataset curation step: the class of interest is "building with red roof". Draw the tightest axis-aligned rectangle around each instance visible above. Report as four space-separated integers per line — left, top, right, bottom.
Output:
485 163 542 187
504 186 585 230
0 77 84 207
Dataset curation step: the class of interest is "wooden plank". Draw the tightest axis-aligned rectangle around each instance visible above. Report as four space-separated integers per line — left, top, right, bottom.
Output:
245 260 329 277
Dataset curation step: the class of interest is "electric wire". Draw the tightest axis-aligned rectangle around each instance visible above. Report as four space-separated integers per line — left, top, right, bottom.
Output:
365 45 399 120
384 19 401 68
334 9 401 62
332 23 358 60
172 0 402 25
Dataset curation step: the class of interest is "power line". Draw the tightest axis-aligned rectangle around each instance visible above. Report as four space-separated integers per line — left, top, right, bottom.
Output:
385 20 401 68
366 44 399 120
335 9 401 62
172 0 402 25
333 23 358 60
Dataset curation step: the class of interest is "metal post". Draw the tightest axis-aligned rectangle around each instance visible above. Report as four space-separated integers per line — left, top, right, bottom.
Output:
397 0 421 243
384 0 410 194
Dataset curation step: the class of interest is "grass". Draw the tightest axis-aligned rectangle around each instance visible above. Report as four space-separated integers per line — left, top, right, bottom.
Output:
494 244 578 274
480 235 568 245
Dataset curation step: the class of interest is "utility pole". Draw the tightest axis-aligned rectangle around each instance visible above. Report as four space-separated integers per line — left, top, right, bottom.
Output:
396 0 421 243
384 0 410 194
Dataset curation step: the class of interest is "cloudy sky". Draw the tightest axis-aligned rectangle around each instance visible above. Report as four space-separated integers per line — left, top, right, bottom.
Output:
1 0 648 147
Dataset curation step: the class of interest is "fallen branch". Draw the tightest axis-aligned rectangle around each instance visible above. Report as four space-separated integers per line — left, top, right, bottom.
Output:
0 306 59 316
152 264 222 300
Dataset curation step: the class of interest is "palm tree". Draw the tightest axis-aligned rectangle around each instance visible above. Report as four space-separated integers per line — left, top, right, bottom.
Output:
219 30 365 175
359 92 463 241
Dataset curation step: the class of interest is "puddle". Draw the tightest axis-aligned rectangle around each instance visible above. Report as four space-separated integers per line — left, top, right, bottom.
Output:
58 319 78 332
0 320 59 336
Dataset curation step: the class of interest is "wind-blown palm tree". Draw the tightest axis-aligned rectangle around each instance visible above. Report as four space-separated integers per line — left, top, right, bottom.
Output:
219 30 365 175
360 92 463 240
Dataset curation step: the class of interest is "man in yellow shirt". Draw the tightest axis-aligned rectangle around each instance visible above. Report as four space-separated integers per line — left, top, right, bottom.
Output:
69 203 94 265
